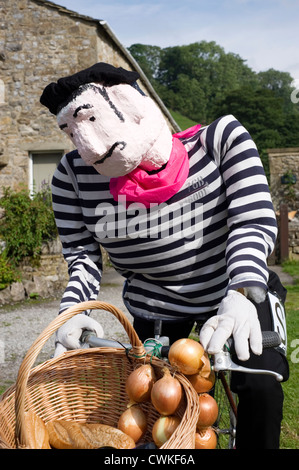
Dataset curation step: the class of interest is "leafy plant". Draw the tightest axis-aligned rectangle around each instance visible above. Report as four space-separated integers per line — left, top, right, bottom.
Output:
0 252 20 290
0 182 57 267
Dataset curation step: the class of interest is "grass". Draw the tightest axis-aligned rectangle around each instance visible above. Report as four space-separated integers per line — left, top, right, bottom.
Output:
170 110 198 130
279 260 299 449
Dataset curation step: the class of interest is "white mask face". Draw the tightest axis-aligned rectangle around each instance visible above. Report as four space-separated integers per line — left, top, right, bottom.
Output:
57 83 171 177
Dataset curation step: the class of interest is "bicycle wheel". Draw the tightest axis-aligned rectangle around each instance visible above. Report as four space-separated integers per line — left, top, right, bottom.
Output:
213 370 238 449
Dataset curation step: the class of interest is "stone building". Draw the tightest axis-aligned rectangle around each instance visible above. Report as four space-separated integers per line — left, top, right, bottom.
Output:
0 0 179 195
0 0 180 303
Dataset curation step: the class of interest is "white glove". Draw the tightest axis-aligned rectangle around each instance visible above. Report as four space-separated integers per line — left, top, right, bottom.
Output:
199 290 263 361
54 314 104 357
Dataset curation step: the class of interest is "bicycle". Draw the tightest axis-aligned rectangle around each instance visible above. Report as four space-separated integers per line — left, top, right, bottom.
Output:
81 318 282 450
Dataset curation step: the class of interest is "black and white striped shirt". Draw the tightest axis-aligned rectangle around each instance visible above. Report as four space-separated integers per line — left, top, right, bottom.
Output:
52 115 277 320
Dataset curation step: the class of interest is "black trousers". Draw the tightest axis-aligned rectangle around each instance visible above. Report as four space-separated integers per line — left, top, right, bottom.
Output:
132 270 289 450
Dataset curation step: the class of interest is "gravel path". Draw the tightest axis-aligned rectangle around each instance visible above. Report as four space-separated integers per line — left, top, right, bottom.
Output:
0 268 130 390
0 264 293 392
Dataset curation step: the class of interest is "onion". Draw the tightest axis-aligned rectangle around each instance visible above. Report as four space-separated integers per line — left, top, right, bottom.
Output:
151 368 183 416
195 427 217 449
186 352 215 393
199 352 211 378
125 364 156 404
152 415 181 448
187 370 215 394
197 393 219 429
118 405 147 443
168 338 204 375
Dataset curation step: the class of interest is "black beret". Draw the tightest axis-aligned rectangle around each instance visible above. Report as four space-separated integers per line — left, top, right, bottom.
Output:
40 62 140 115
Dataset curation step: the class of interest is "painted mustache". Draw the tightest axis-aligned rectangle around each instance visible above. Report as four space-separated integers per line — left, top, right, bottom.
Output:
94 141 127 165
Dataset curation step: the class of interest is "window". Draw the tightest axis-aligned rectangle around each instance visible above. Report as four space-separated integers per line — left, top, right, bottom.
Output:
29 152 62 194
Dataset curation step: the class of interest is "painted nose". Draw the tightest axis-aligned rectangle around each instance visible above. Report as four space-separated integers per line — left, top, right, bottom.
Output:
93 142 127 165
73 134 108 166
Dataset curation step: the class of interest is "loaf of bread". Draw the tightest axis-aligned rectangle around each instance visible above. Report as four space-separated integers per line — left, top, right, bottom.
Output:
46 420 135 449
24 411 51 449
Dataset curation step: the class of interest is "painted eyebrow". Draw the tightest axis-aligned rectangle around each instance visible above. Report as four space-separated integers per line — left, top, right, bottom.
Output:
96 86 125 122
59 84 125 128
85 84 124 122
73 103 94 118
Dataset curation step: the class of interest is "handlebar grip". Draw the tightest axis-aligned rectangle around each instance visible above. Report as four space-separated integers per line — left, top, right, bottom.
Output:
226 330 281 354
262 331 282 349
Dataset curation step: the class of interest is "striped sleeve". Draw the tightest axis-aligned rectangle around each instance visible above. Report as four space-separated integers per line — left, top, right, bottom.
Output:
51 152 103 314
205 115 277 292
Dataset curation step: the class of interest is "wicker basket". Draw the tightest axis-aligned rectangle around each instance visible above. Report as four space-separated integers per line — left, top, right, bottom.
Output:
0 301 199 449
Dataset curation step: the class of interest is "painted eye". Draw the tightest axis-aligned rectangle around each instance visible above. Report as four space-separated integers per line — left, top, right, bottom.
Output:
89 116 96 122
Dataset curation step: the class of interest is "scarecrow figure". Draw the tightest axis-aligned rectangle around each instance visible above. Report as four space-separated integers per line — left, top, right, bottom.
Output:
40 63 288 448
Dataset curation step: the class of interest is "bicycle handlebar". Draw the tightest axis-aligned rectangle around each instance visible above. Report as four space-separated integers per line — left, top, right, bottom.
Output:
81 334 132 350
81 330 283 381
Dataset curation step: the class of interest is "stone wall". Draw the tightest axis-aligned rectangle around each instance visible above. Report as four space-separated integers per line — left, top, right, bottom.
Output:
268 147 299 260
268 148 299 211
289 220 299 260
0 238 68 305
0 0 125 191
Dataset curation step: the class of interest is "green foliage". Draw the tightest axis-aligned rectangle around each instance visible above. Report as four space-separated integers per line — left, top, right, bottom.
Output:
212 86 287 178
0 252 20 290
129 41 258 123
129 41 299 169
257 68 298 114
0 183 57 268
128 43 162 83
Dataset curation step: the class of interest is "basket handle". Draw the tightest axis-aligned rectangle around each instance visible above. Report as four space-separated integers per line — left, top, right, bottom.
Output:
14 300 145 447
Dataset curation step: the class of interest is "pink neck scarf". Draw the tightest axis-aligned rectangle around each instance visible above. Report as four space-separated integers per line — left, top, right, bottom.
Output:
109 125 201 207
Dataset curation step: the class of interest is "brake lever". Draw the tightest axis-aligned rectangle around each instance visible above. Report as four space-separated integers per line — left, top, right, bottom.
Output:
212 349 283 382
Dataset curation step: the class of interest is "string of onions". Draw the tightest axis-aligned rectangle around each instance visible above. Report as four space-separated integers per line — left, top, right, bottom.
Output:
123 363 184 446
121 337 219 449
